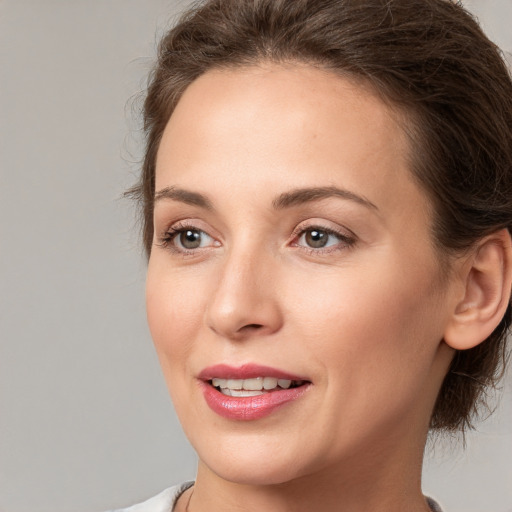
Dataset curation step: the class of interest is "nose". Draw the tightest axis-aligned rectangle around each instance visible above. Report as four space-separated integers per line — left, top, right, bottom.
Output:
205 248 283 340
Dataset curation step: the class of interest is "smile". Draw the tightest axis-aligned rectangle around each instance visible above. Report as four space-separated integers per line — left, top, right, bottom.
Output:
198 365 311 420
211 377 306 396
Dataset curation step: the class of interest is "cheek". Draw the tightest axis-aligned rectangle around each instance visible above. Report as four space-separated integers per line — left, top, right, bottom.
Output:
283 260 446 449
145 266 212 427
286 256 445 383
146 266 207 372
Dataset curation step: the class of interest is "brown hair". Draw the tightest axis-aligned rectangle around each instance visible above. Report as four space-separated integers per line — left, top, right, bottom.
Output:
131 0 512 431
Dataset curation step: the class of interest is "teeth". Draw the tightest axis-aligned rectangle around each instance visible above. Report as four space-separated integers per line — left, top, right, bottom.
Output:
263 377 278 389
211 378 224 388
222 389 265 397
227 379 243 390
211 377 300 392
277 379 292 389
243 377 263 390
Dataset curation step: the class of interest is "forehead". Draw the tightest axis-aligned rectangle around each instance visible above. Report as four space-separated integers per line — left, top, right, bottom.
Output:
155 63 431 228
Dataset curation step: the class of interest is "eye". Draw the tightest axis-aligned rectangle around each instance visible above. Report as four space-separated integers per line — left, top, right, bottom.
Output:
294 226 355 251
158 224 219 253
300 229 334 248
175 228 212 250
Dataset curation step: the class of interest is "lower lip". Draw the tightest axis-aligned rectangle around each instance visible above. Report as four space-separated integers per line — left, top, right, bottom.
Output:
200 381 311 421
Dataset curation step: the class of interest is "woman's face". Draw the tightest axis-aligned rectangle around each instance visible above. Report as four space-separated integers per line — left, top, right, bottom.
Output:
147 64 456 485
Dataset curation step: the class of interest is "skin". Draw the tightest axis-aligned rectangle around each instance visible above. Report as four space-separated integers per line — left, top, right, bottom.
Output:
146 63 463 512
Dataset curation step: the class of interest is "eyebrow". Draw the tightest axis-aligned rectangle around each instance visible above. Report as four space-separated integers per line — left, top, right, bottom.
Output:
153 185 378 212
272 186 378 211
154 186 213 210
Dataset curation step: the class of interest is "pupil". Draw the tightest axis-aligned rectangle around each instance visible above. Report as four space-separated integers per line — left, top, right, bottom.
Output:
180 230 201 249
306 229 327 248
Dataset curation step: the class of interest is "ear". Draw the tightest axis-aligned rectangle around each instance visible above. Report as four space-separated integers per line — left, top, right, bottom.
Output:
444 229 512 350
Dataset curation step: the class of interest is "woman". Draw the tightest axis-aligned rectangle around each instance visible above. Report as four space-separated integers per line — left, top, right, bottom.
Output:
114 0 512 510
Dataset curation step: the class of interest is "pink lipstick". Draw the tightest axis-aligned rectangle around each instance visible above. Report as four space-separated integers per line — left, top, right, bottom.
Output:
198 364 311 421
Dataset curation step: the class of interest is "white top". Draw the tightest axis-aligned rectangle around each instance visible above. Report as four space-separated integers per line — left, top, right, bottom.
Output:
107 482 194 512
107 482 443 512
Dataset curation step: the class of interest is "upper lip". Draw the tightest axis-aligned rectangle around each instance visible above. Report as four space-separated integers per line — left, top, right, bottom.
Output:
198 363 308 382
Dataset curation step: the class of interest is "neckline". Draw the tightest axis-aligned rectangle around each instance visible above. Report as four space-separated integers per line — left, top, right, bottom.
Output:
171 483 442 512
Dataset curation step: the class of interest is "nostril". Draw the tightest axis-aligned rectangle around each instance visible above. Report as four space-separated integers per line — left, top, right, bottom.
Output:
241 323 264 331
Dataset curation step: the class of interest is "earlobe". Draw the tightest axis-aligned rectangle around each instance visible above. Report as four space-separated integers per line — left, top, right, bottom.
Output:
444 229 512 351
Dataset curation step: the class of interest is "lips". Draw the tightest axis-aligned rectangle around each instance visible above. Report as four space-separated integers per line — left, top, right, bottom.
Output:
198 364 311 420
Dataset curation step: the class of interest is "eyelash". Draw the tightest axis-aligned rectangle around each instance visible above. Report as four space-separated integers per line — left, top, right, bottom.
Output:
157 222 216 256
157 222 356 256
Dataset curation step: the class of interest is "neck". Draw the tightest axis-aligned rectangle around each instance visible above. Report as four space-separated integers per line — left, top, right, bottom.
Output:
188 425 432 512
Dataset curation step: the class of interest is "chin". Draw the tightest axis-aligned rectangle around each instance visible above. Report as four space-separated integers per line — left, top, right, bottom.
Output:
193 432 317 486
206 457 307 486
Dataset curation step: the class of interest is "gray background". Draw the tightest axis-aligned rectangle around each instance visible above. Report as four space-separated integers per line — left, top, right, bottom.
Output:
0 1 511 511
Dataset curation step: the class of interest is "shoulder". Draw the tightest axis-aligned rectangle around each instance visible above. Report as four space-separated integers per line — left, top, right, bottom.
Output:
106 482 194 512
